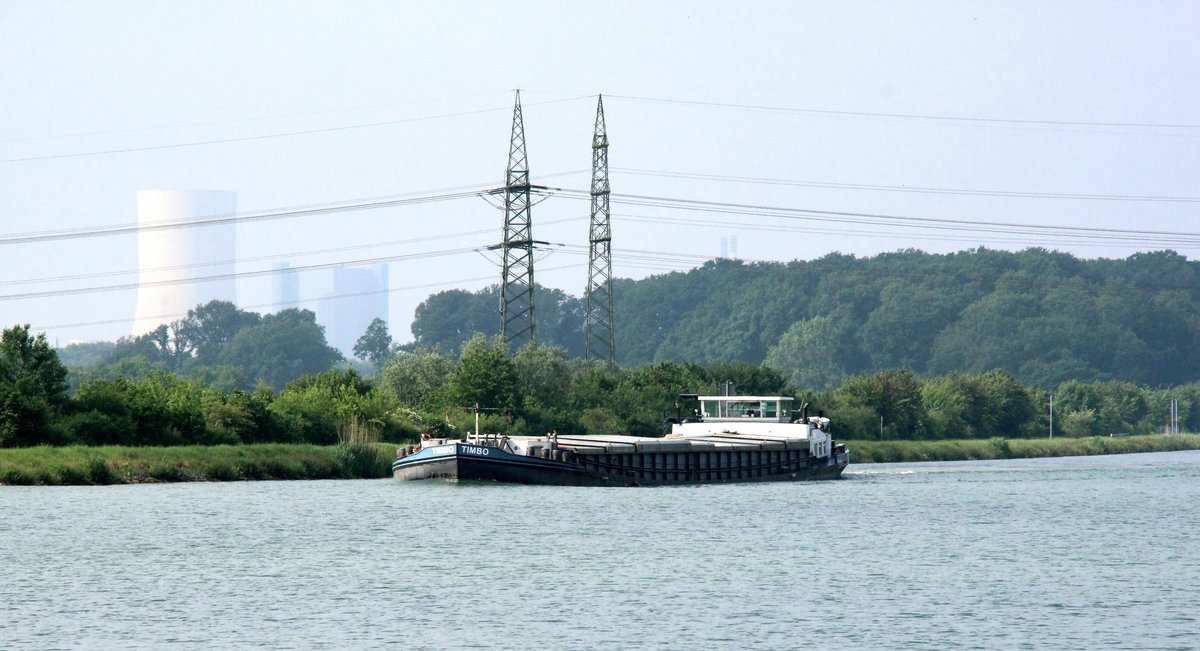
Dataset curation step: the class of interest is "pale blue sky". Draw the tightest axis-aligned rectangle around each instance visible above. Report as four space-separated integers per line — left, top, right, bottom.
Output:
1 1 1197 344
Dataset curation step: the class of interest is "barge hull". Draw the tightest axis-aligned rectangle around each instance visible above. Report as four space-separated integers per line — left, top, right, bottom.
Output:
392 444 848 486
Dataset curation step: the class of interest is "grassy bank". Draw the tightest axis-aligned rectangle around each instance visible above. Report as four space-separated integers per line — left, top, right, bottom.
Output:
844 434 1200 463
0 442 397 486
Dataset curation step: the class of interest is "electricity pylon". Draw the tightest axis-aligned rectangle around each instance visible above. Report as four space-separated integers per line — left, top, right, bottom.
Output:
497 90 537 350
585 95 615 366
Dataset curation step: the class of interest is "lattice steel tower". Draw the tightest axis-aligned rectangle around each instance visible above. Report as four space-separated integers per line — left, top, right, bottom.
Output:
585 95 615 365
498 90 537 349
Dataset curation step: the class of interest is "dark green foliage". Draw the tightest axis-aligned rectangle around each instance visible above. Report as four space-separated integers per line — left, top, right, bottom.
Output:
580 407 624 435
1 325 70 447
11 246 1200 450
407 248 1200 390
379 347 456 411
269 369 374 445
354 317 393 366
764 316 848 390
85 456 115 485
607 360 710 435
57 341 115 367
333 442 388 478
410 288 500 354
836 369 926 440
451 335 521 412
75 301 341 393
410 284 585 357
64 375 209 446
175 300 262 359
216 309 343 390
511 343 575 435
704 361 788 396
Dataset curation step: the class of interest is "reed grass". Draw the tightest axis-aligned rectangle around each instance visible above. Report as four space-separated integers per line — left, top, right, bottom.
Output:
0 443 399 486
843 434 1200 464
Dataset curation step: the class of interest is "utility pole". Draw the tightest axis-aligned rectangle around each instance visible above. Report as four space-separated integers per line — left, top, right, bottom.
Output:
1049 394 1054 439
585 95 615 366
495 90 538 350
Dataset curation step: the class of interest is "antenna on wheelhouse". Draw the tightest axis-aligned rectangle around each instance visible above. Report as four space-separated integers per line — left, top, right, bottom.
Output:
585 94 615 366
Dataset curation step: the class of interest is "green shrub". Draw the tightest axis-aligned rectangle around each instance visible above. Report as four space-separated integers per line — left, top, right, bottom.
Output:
85 456 116 484
334 442 387 478
149 462 187 482
206 462 240 482
2 468 35 485
56 465 87 485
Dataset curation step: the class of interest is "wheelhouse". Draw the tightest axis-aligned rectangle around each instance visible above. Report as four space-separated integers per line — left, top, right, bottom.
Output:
696 396 795 423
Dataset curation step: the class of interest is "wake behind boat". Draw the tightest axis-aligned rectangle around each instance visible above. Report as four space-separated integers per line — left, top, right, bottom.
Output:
392 392 849 486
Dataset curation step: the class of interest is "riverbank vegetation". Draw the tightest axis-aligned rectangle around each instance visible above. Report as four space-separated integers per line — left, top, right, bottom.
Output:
0 443 395 486
4 435 1197 486
843 434 1200 464
4 321 1200 453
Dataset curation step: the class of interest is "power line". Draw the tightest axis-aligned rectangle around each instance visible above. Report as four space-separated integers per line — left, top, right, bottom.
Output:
1 95 592 163
612 212 1200 251
0 187 487 246
2 95 592 164
0 245 485 302
605 93 1200 130
0 215 588 288
0 170 590 247
35 262 587 333
548 188 1200 245
0 91 515 144
614 167 1200 204
10 184 1194 303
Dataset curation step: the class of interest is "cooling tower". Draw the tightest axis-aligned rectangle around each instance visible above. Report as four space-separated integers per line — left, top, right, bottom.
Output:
131 190 237 336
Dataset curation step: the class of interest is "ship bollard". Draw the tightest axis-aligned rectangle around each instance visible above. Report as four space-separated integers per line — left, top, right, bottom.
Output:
540 449 550 460
551 450 562 462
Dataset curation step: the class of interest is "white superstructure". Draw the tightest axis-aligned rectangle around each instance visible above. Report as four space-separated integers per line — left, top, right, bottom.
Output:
131 190 237 336
670 394 833 460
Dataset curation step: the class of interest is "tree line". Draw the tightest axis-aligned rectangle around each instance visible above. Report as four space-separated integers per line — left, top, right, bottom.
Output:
60 301 344 392
410 248 1200 390
3 323 1194 448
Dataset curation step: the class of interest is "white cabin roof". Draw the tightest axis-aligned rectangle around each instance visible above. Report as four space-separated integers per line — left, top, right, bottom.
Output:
694 396 795 402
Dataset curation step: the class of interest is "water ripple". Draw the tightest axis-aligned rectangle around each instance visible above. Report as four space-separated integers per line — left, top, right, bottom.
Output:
1 452 1198 649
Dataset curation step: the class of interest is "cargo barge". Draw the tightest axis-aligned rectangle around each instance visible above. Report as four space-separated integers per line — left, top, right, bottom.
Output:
392 393 848 486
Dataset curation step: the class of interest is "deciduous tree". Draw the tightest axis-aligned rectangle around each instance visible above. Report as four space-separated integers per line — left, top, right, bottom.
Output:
353 317 393 366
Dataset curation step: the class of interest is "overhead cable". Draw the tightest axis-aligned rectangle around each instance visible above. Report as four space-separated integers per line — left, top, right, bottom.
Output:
614 167 1200 204
605 94 1200 130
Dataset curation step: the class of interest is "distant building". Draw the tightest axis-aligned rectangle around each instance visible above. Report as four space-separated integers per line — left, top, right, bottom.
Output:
317 264 389 357
719 235 739 259
131 190 237 336
271 262 300 309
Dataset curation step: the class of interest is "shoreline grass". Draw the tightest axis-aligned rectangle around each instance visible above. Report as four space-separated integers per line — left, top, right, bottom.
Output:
843 434 1200 464
2 435 1198 485
0 442 397 486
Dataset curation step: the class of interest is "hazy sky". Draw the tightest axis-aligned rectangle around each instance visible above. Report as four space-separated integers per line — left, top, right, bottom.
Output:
1 1 1197 345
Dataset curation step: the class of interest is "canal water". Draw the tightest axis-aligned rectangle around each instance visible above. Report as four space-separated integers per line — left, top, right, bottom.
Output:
2 450 1198 650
